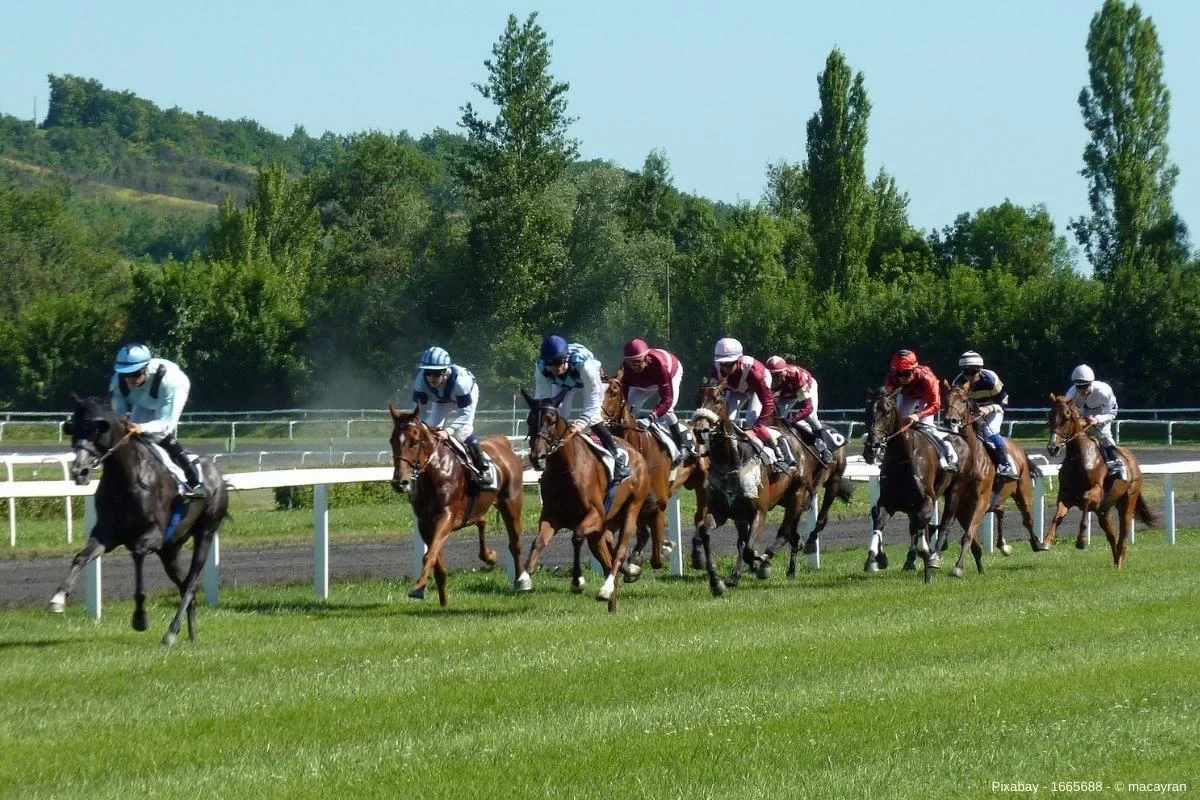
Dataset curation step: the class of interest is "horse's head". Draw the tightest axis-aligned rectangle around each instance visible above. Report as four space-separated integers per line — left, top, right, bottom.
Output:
600 370 631 426
522 387 571 471
942 380 972 433
863 387 898 466
63 395 124 486
690 381 728 455
388 404 437 494
1046 393 1085 456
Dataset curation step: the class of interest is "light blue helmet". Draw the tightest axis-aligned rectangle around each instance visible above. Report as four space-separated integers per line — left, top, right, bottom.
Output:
418 346 452 371
114 343 152 374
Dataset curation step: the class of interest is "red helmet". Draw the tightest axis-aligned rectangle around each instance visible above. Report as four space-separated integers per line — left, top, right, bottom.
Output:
890 350 918 373
622 338 650 363
765 356 788 373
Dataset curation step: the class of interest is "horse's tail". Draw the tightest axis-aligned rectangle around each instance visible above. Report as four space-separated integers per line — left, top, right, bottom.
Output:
1026 460 1043 479
834 476 854 503
1135 494 1160 527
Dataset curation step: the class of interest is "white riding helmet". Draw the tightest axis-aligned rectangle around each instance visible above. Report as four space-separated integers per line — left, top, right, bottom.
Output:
713 337 743 363
1071 364 1095 386
113 343 152 374
419 346 452 370
958 350 984 369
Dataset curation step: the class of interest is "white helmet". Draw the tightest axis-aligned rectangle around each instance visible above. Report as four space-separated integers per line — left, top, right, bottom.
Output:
1071 364 1095 386
114 343 152 374
418 346 452 370
958 350 984 369
713 337 743 363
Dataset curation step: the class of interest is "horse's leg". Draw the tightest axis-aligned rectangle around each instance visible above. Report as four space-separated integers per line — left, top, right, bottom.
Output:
1115 494 1135 569
1096 504 1121 568
698 511 726 596
866 503 894 572
131 549 150 632
805 479 837 554
1043 498 1070 548
156 543 191 637
47 534 110 613
162 526 216 646
410 512 453 602
1076 499 1093 550
517 518 557 592
690 485 710 569
494 492 525 590
476 520 498 568
577 509 608 594
601 502 640 611
726 515 753 587
1011 477 1043 552
646 506 667 570
433 554 450 605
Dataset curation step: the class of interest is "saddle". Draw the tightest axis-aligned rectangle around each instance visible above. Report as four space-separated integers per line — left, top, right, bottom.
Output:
147 442 207 499
445 437 498 490
581 434 631 484
641 419 680 464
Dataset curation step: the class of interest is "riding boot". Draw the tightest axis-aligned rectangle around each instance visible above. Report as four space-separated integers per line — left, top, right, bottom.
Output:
1101 443 1126 479
161 435 206 499
593 424 630 482
935 432 958 473
466 439 495 488
669 419 693 460
988 433 1018 480
773 437 797 473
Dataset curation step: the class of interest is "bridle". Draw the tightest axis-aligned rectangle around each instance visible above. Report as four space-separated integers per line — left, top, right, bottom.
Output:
529 405 572 461
1048 403 1088 451
72 423 135 472
392 419 442 478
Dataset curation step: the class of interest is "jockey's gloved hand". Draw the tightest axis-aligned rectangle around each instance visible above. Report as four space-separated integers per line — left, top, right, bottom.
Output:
636 413 656 429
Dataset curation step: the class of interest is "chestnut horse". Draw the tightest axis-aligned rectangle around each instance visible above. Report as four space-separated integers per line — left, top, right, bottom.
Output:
600 373 709 570
388 406 524 605
862 387 951 583
760 406 854 576
690 385 807 593
1045 394 1158 568
516 389 651 612
938 382 1044 578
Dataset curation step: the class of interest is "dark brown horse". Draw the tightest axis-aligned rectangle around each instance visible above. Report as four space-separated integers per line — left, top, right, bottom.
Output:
600 373 709 570
1044 394 1158 568
517 389 651 612
690 384 808 593
387 406 524 605
862 387 952 583
760 406 854 576
938 381 1044 577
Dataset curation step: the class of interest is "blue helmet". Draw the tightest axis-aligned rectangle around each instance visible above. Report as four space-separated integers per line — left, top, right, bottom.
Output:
114 343 152 374
418 346 452 370
540 335 569 364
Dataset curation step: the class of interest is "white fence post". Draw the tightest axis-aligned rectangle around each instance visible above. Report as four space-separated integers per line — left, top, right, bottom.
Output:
6 461 14 547
84 495 101 619
668 494 683 576
983 512 994 553
204 533 220 606
314 484 329 599
1033 476 1045 544
412 527 427 580
1164 475 1176 544
806 503 820 570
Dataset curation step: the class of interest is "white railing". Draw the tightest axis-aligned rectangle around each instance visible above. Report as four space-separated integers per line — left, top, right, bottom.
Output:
1 457 1195 619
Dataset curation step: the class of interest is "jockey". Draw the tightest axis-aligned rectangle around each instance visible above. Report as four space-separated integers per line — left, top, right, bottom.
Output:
411 346 493 487
108 343 205 498
765 356 833 466
705 337 796 472
618 337 694 459
951 350 1017 480
534 335 630 482
1065 364 1125 479
883 349 957 472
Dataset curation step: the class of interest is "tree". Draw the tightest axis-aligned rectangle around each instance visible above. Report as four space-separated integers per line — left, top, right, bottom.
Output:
1070 0 1184 280
804 49 873 296
931 201 1071 279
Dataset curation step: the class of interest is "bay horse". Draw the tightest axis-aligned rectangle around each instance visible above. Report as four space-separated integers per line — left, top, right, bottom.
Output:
48 395 228 645
516 389 651 612
600 373 709 571
862 387 953 583
938 381 1044 578
760 406 854 576
690 384 807 593
1045 394 1158 568
387 405 524 605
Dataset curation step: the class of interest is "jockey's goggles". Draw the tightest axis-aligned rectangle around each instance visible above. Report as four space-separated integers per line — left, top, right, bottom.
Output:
897 370 915 380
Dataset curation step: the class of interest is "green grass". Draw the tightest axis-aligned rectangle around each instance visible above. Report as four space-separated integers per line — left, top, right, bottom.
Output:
1 538 1199 799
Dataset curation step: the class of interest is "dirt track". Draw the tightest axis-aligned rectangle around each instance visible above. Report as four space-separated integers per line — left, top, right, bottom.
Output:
2 447 1195 608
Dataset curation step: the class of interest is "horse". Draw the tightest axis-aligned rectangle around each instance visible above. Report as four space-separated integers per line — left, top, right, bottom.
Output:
862 387 954 583
760 406 854 575
516 389 651 612
689 384 808 592
600 373 709 571
1045 394 1158 568
387 405 524 605
47 395 228 645
937 381 1045 577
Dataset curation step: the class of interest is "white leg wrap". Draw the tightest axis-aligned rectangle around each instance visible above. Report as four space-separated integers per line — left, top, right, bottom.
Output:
868 531 882 555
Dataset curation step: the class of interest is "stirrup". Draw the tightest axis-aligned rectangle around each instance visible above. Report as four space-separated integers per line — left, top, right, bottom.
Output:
181 483 206 499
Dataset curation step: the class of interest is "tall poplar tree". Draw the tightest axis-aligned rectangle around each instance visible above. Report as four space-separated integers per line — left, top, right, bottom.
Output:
803 49 873 296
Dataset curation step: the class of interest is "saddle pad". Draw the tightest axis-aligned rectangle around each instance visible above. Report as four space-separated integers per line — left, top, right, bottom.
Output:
584 434 629 483
147 442 203 494
647 421 680 463
446 437 497 486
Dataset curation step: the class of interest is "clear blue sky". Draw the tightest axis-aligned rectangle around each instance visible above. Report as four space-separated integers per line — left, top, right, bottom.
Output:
2 0 1198 244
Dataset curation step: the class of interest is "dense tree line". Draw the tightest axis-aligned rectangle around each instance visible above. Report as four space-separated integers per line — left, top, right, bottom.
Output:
0 2 1196 413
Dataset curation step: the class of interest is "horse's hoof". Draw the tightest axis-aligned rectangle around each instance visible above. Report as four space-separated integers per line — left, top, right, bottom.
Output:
950 566 963 578
161 630 177 647
927 553 942 569
1000 544 1014 557
571 576 586 594
802 539 818 555
863 556 879 573
621 563 642 583
876 551 890 570
923 566 935 584
710 579 726 597
1031 539 1048 552
47 593 66 614
691 553 705 571
132 610 149 632
408 586 426 601
1075 539 1088 550
515 573 533 593
629 552 645 568
786 568 797 581
596 583 614 602
755 560 771 580
725 574 740 588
